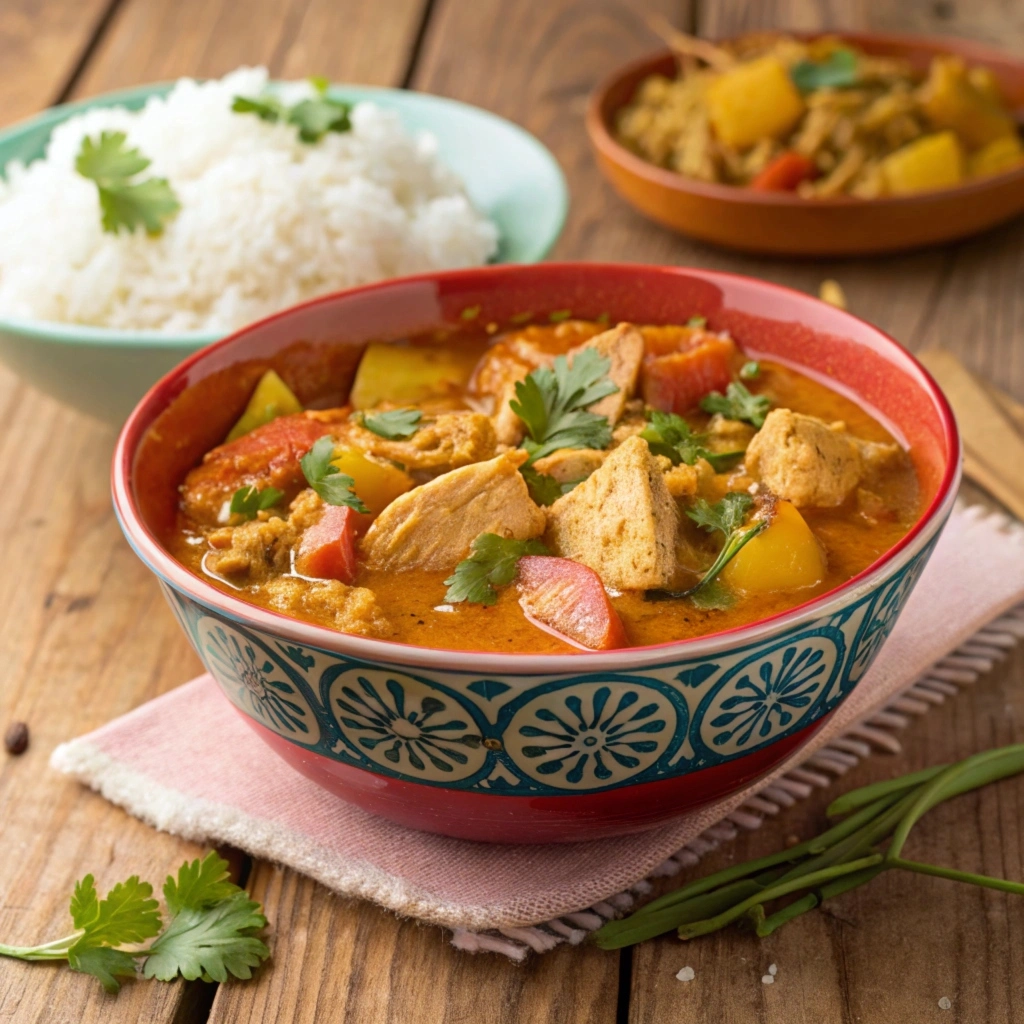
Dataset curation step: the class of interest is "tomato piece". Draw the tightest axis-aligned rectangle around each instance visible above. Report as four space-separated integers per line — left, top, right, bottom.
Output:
750 151 818 191
517 556 628 651
295 505 359 584
642 335 735 414
181 412 345 525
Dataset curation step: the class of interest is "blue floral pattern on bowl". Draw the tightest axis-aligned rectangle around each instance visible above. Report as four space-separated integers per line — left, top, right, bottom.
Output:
163 535 937 796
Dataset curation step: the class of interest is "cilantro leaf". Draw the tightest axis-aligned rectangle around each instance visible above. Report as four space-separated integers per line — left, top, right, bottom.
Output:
512 348 618 463
444 533 549 606
164 853 243 915
687 315 707 328
641 410 744 473
687 492 755 538
142 894 269 983
71 875 162 949
700 381 771 428
739 360 760 381
233 85 352 144
75 131 180 236
647 493 768 606
519 465 580 506
354 408 422 440
230 485 284 521
67 945 138 994
301 437 369 512
791 48 859 93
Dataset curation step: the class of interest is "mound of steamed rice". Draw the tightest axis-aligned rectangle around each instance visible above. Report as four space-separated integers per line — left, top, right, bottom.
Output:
0 68 499 333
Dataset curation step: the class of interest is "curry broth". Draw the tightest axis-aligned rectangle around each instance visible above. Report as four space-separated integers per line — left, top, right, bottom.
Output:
170 322 922 654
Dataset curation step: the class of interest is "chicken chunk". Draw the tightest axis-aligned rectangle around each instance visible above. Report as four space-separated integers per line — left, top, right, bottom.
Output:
663 458 715 498
471 342 550 446
745 409 899 508
341 411 497 473
360 449 546 571
546 436 678 590
531 447 607 484
261 577 390 637
180 412 344 526
204 489 324 581
570 323 644 425
705 413 757 452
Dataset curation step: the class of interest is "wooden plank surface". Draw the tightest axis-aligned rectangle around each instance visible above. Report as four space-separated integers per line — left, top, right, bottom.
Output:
1 0 1023 1021
0 1 427 1022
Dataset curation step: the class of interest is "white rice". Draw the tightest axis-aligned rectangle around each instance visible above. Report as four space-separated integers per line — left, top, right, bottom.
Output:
0 68 499 333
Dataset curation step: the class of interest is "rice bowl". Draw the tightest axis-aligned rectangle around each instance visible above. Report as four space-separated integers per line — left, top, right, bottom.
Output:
0 68 500 333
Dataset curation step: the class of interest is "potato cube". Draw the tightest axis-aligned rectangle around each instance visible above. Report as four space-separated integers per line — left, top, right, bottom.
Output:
881 132 964 194
331 447 413 518
969 135 1024 178
921 56 1016 151
226 370 302 442
706 57 806 150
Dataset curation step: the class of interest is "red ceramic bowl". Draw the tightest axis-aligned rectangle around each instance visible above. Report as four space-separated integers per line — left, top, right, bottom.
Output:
587 33 1024 255
113 264 959 842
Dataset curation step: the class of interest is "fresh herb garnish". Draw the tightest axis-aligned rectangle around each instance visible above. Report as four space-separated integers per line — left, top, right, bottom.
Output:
739 360 761 380
443 533 549 606
511 348 618 463
646 493 768 608
232 78 352 143
74 132 180 236
520 465 583 507
593 744 1024 949
596 312 611 325
0 852 268 993
460 305 481 321
687 315 707 328
509 311 534 325
791 48 858 93
640 410 744 474
548 309 573 322
354 408 422 440
229 485 284 521
300 437 369 512
700 381 771 429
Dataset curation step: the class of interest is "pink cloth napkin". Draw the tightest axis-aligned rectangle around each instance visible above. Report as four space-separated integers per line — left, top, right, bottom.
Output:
52 505 1024 955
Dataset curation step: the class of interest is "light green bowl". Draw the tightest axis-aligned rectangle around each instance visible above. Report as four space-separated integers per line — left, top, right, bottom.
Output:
0 83 568 424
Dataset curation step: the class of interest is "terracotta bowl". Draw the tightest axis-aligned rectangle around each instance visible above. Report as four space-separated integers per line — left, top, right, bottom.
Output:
113 264 959 842
586 33 1024 256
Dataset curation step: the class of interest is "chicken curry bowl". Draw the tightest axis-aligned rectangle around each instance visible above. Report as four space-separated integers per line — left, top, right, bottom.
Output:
163 314 924 655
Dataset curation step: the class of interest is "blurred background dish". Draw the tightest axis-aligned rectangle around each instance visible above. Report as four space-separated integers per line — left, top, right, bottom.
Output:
0 78 567 423
587 32 1024 255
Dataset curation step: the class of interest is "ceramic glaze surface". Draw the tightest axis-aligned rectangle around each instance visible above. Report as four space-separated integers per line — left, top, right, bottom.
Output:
162 536 937 797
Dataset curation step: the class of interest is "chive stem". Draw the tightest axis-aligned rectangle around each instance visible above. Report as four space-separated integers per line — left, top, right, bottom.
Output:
891 858 1024 895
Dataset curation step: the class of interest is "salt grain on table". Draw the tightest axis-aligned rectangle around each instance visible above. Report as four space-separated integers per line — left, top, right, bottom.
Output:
675 967 695 982
939 997 952 1010
768 964 778 976
762 975 775 985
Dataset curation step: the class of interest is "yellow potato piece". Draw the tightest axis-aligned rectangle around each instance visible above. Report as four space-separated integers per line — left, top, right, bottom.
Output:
969 135 1024 178
921 56 1016 151
350 343 478 410
721 500 826 595
331 447 413 516
226 369 302 442
881 132 964 195
706 56 806 151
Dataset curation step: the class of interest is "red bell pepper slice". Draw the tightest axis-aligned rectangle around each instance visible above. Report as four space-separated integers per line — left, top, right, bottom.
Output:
750 151 817 192
294 504 359 584
517 556 629 651
642 335 735 415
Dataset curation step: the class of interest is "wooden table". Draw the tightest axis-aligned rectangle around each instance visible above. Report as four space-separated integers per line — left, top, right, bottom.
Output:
1 1 1022 1021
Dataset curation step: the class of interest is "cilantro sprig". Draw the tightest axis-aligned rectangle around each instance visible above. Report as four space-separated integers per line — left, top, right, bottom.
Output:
641 410 744 474
511 348 618 464
229 484 284 521
791 48 859 93
519 465 583 506
353 408 422 440
444 533 549 606
700 381 771 429
300 437 369 512
0 852 268 994
646 493 769 609
74 131 180 236
232 78 352 143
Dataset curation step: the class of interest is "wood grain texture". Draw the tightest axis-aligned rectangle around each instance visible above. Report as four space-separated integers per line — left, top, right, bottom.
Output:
0 0 113 125
70 0 426 97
